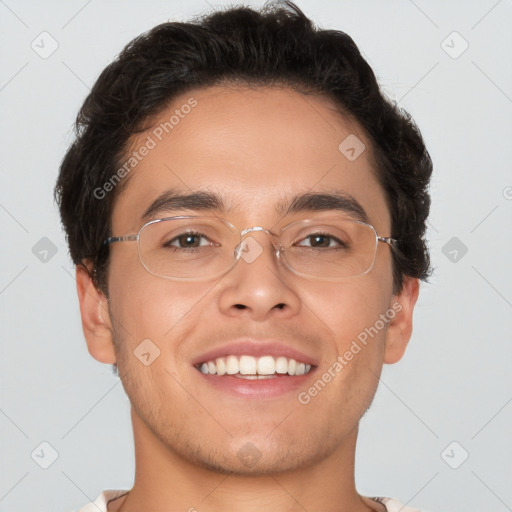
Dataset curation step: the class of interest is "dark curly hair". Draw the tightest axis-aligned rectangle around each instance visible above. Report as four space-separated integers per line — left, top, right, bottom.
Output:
55 0 432 296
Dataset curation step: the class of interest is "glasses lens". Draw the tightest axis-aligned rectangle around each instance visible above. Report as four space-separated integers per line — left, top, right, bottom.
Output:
138 217 238 280
280 217 378 279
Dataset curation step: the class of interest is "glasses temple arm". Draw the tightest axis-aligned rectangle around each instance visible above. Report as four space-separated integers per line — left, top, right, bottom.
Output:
104 234 138 246
377 236 398 248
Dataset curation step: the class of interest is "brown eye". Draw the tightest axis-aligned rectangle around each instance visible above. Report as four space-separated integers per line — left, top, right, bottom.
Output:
296 233 345 249
165 232 210 249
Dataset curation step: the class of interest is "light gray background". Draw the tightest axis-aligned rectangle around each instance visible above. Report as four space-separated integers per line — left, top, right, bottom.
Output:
1 1 511 511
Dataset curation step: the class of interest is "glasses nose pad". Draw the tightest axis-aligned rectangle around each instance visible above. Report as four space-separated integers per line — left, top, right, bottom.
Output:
233 238 257 262
234 242 244 261
232 234 282 267
273 240 282 261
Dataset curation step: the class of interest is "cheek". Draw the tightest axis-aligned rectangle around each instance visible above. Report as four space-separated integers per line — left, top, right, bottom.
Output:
116 284 207 343
297 278 392 414
107 252 210 351
302 274 392 358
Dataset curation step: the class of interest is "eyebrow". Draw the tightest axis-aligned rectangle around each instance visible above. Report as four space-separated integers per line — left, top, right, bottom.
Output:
141 189 368 223
283 191 368 223
142 190 224 221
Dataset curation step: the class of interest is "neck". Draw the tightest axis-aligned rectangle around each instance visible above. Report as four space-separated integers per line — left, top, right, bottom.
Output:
111 407 379 512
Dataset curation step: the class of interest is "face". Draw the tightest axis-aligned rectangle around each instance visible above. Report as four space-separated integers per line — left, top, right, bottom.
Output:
79 85 417 475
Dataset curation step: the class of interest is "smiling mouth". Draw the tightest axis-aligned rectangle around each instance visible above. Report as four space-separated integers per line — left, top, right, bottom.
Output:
195 354 314 379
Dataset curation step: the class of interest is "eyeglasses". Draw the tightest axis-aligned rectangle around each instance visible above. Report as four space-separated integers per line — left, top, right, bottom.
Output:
103 215 397 282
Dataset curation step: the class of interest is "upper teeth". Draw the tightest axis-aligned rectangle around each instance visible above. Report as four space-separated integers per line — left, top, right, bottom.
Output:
198 355 312 376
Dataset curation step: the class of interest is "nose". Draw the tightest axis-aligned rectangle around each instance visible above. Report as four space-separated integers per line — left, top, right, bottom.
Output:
217 229 301 321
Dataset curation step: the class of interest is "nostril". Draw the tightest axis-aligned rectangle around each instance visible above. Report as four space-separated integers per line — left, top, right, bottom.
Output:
275 303 285 310
234 304 246 309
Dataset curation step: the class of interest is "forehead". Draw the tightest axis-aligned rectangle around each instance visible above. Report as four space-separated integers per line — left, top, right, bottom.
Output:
112 85 390 232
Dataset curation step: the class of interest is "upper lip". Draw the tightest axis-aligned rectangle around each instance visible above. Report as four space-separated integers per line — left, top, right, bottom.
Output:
192 339 319 367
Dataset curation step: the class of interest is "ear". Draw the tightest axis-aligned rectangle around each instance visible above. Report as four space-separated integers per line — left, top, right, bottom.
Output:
75 260 116 364
384 276 420 364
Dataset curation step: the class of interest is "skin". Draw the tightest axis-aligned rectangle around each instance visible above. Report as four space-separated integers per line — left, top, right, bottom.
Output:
76 85 419 512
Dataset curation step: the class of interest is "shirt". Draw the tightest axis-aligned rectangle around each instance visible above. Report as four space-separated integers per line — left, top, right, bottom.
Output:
77 490 424 511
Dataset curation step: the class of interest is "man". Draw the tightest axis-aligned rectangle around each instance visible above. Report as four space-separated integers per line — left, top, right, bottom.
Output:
55 1 432 510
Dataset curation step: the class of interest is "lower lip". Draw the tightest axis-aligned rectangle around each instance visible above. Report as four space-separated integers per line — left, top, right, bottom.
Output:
195 369 316 399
